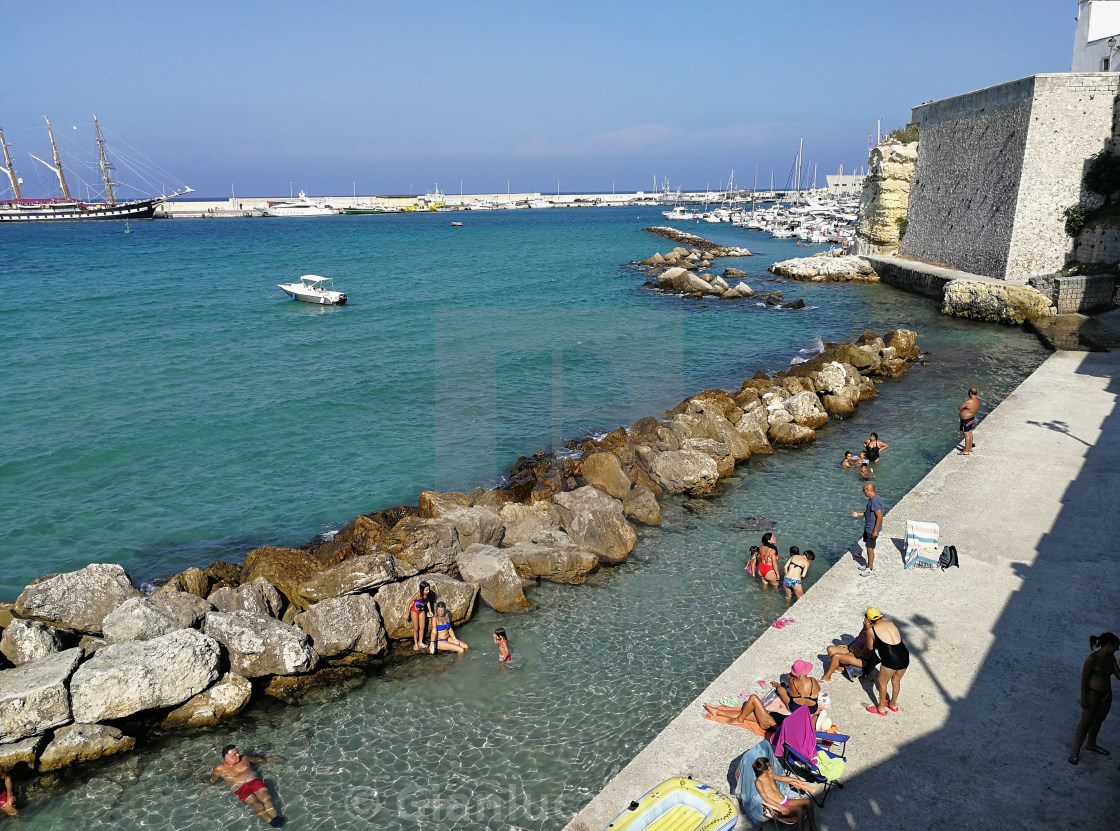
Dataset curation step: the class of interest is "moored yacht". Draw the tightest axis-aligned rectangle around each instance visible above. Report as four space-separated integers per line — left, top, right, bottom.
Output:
277 275 348 305
261 192 338 217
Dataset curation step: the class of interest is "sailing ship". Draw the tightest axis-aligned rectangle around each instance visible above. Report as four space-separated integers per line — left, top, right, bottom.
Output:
0 116 191 222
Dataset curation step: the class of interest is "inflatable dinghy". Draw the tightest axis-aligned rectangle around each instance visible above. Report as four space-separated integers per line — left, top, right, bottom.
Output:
605 777 737 831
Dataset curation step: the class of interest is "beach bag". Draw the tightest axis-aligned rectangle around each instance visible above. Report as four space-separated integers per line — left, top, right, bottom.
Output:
938 545 959 570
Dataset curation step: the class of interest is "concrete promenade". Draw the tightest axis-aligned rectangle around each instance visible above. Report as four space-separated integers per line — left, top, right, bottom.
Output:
565 349 1120 830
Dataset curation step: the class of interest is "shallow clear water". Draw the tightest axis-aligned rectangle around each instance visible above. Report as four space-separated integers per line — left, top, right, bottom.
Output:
1 209 1048 828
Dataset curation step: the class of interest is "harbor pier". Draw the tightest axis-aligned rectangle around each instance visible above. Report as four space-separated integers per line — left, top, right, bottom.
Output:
565 349 1120 830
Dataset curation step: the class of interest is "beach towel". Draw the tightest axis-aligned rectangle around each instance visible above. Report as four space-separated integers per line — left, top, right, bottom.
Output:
770 705 816 759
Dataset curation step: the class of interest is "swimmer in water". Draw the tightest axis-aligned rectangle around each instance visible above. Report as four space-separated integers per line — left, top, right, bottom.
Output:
494 628 512 663
841 451 855 470
210 745 284 826
0 767 18 818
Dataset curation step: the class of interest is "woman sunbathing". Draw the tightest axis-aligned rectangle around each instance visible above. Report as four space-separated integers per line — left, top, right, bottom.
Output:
702 694 783 732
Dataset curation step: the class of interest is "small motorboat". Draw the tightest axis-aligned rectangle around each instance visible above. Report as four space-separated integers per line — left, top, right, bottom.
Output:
605 777 737 831
451 221 463 227
277 274 348 305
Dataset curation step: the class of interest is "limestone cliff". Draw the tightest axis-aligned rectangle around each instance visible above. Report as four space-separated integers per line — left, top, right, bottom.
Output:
855 139 918 255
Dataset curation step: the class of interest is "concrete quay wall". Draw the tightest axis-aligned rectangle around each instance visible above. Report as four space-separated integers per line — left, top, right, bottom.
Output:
564 349 1120 831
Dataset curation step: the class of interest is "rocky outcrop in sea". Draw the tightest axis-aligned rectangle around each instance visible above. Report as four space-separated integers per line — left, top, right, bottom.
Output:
0 328 921 779
855 138 918 255
769 254 880 282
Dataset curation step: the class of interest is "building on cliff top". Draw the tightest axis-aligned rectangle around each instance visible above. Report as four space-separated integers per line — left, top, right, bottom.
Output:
1073 1 1120 71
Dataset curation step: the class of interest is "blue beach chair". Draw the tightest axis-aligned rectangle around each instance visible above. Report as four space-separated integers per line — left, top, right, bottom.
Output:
781 742 846 807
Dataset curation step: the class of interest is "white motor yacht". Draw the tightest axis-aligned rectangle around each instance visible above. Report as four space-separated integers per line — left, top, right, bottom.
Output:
261 192 338 217
277 275 348 305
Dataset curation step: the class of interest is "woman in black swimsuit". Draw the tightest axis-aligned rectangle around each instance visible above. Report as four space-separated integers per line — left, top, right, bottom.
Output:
863 608 909 715
863 432 888 463
1069 632 1119 764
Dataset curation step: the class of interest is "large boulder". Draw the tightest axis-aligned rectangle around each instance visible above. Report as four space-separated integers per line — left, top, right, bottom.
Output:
441 507 505 549
0 648 83 742
812 361 849 395
672 412 752 462
769 254 879 282
102 591 213 643
297 553 400 603
374 574 477 641
14 564 140 634
417 491 472 519
683 438 736 478
208 584 272 617
155 567 211 599
733 411 774 454
1 618 64 666
553 487 637 563
69 628 222 723
332 514 390 556
623 484 662 526
768 422 818 447
883 328 920 358
240 545 343 611
504 531 601 585
498 501 562 547
579 452 633 500
642 447 720 495
0 734 45 770
38 723 135 772
455 545 532 613
161 673 253 729
202 611 317 678
379 517 461 575
294 595 387 658
821 391 857 417
783 391 830 429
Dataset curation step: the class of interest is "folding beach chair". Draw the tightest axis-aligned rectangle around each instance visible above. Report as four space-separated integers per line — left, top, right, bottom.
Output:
732 741 799 830
904 519 941 569
781 742 846 807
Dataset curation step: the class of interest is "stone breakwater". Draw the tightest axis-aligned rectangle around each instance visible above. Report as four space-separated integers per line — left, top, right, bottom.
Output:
0 329 921 780
638 227 800 305
769 253 881 283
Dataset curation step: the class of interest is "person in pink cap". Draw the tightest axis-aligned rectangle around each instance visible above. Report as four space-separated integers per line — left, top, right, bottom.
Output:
772 659 822 717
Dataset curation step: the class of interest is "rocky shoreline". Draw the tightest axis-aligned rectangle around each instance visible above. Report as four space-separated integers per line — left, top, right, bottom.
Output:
637 227 809 306
769 253 881 282
0 327 923 786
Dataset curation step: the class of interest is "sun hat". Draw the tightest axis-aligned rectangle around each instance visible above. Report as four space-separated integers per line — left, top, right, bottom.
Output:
790 659 813 676
865 607 883 621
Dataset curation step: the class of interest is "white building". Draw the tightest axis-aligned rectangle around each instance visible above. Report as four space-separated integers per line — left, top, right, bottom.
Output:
1072 0 1120 71
825 174 865 197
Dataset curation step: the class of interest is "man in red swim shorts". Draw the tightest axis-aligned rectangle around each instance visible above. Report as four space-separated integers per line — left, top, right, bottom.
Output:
210 745 285 826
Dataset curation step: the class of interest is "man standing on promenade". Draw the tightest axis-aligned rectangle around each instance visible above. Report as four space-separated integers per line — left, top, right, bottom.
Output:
211 745 285 826
852 483 883 577
958 387 980 455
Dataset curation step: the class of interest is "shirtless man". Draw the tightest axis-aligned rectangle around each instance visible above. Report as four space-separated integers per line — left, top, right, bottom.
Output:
751 757 818 831
958 387 979 455
210 745 285 826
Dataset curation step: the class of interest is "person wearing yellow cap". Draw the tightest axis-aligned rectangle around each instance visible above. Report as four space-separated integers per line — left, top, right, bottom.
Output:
863 608 910 715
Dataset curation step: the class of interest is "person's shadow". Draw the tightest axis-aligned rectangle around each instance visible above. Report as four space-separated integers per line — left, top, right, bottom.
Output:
848 542 867 567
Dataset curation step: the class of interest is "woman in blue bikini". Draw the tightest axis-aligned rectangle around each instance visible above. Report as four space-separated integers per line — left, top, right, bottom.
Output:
1069 632 1119 764
782 549 815 600
429 601 469 654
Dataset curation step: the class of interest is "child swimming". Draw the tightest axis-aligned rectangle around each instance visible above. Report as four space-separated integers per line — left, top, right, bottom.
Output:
493 628 512 663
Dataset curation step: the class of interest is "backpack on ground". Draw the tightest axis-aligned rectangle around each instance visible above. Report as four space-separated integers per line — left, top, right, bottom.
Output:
938 545 959 569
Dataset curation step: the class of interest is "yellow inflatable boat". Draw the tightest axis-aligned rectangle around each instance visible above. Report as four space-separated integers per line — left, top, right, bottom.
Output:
605 777 738 831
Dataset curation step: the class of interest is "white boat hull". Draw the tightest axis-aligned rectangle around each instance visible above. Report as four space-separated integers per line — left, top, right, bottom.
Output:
277 283 347 305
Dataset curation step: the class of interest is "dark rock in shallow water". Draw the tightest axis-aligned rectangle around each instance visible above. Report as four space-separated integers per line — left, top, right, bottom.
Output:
782 299 806 310
728 516 777 533
683 499 715 515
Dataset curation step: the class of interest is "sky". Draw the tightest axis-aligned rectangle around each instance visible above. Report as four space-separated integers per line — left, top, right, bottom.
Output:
5 0 1074 198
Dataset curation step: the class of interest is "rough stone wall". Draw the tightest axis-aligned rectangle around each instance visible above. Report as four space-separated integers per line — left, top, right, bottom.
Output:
1005 74 1120 283
1072 224 1120 263
1053 274 1118 313
903 79 1034 280
854 140 918 255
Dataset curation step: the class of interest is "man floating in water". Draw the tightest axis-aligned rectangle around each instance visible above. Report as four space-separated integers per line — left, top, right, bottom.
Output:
210 745 285 826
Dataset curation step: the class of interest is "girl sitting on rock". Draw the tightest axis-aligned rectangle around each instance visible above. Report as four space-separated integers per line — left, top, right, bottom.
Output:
429 602 469 655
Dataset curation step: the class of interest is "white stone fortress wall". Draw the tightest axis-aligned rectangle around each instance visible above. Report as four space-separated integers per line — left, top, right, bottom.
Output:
904 73 1120 284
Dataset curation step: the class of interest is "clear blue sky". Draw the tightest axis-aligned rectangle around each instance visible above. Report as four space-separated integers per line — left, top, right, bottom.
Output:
6 0 1071 197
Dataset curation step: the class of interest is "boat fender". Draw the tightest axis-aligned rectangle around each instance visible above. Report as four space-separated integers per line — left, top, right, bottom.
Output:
627 801 639 812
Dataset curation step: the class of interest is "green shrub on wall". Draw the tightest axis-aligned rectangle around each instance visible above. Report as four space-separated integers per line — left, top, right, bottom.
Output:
895 216 908 239
1064 204 1088 236
1084 150 1120 204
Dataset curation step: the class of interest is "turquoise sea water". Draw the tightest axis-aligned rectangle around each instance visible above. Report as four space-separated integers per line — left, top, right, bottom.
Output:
2 209 1047 829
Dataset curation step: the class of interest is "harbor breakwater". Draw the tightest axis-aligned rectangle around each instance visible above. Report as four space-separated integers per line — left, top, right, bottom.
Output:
0 310 922 781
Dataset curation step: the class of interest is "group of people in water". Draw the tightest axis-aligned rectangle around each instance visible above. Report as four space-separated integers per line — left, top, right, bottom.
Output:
841 431 888 480
406 579 513 661
745 533 816 600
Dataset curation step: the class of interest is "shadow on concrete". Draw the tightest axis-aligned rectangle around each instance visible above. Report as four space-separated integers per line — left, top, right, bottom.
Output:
809 353 1120 829
1025 418 1093 446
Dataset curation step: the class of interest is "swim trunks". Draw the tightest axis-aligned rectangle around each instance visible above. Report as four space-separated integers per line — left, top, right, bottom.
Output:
862 530 878 546
236 780 266 802
0 790 7 807
959 417 976 432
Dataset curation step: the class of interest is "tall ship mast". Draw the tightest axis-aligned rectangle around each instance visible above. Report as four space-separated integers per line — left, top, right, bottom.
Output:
0 115 191 223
